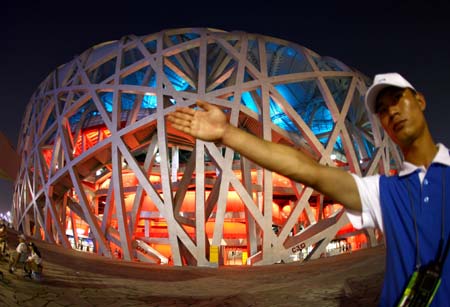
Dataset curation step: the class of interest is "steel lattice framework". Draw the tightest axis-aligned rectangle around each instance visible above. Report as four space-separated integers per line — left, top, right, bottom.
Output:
13 28 401 266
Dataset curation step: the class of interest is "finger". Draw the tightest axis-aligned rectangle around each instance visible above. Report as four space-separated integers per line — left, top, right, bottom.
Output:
196 100 211 111
167 114 190 126
176 106 197 115
168 110 194 121
171 123 192 135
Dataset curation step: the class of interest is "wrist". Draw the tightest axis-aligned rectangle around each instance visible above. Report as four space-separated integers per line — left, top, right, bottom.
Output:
220 123 237 146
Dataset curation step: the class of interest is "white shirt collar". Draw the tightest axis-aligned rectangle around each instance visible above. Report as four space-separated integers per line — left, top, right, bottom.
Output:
398 143 450 177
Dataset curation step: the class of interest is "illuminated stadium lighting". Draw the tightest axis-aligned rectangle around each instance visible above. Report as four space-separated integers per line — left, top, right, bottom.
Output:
12 28 401 267
154 152 161 163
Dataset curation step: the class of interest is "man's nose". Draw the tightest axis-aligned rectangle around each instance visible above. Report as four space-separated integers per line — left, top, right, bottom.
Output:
388 103 400 117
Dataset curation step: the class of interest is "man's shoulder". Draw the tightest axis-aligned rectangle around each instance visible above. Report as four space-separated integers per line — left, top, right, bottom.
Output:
379 173 403 186
354 173 381 179
355 173 381 185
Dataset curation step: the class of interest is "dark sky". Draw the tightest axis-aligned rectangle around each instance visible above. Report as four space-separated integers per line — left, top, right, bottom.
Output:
1 1 449 214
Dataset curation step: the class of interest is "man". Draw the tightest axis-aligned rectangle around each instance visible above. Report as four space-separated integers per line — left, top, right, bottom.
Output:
24 242 43 279
0 222 6 280
168 72 449 306
0 221 7 258
8 234 28 273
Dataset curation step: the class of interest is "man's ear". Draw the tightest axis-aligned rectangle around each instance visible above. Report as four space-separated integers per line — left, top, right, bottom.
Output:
415 92 426 111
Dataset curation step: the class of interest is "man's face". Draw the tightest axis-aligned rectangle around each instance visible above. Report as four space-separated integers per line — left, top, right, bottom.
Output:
375 87 426 147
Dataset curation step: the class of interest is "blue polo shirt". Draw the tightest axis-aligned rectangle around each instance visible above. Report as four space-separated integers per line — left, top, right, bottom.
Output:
380 164 450 306
350 144 450 306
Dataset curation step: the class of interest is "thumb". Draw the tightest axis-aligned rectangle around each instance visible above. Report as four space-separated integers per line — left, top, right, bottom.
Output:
196 100 211 111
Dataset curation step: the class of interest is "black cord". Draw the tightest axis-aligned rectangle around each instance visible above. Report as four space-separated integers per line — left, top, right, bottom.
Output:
405 167 448 270
406 176 422 269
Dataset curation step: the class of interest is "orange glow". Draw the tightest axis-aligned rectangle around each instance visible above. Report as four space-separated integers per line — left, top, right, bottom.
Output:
99 174 160 190
62 152 367 264
70 219 90 237
272 203 282 224
122 173 138 187
42 149 53 168
73 127 111 157
347 233 368 250
178 191 247 212
310 206 318 221
135 220 248 239
282 205 292 215
389 169 398 176
150 244 172 258
149 175 160 184
272 173 292 187
206 221 247 238
140 195 160 212
336 222 356 236
323 204 343 218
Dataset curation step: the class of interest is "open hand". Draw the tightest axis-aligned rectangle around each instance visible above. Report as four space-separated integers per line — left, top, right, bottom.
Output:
167 101 228 142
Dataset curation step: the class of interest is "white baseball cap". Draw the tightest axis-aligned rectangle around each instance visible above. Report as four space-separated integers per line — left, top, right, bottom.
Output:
365 73 416 114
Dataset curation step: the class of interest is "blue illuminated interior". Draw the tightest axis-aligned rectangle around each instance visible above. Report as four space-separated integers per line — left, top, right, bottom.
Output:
69 100 100 127
164 66 191 92
92 63 194 115
359 137 375 160
240 79 349 152
313 56 344 72
73 40 368 157
241 91 260 113
44 111 56 131
166 33 201 46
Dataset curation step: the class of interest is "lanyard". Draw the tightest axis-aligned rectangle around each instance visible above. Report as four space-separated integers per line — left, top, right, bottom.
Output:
405 167 447 269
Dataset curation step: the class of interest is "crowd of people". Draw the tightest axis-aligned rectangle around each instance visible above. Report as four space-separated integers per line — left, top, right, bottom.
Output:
0 221 43 281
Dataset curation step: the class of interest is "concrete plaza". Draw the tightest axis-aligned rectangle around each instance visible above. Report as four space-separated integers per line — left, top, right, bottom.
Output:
0 230 384 307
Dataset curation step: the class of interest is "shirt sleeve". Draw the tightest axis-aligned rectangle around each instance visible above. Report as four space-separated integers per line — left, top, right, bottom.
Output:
28 253 42 264
18 243 28 253
345 173 384 232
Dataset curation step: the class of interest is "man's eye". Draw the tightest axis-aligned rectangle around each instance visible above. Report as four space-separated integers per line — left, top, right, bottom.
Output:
376 106 387 115
393 92 404 102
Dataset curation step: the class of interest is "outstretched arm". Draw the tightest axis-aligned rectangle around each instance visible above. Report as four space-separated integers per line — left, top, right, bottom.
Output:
168 101 362 212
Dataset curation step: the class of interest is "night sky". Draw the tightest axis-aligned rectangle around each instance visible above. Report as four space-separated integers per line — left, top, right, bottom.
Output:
1 1 449 214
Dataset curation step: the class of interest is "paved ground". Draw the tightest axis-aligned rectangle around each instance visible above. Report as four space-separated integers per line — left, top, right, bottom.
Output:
0 230 384 307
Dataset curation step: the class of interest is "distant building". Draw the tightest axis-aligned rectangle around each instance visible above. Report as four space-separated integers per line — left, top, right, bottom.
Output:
12 28 401 266
0 131 18 181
